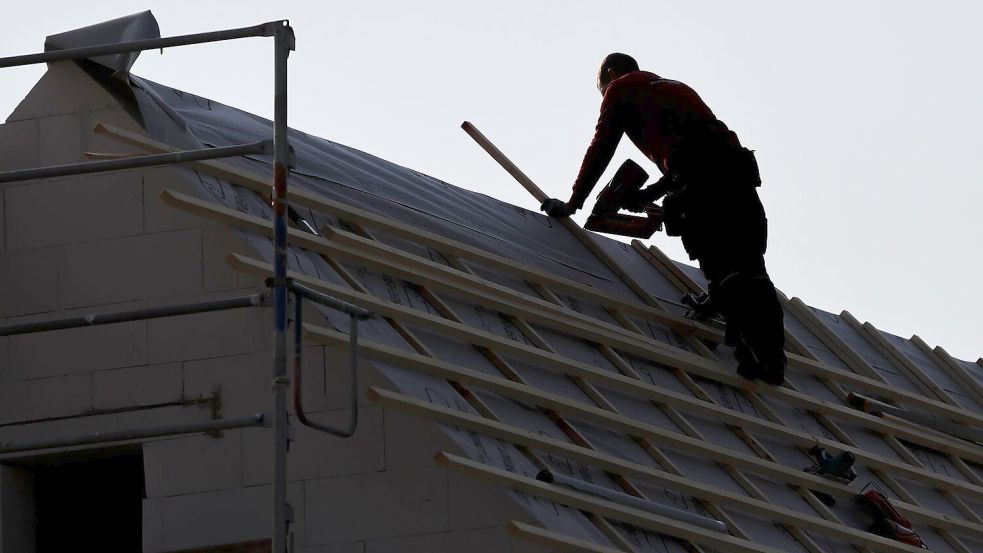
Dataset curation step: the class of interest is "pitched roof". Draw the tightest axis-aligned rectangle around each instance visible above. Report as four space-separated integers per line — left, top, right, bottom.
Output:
97 56 983 553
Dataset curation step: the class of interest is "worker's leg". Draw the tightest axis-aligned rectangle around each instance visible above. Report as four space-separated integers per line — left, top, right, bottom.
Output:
698 192 786 383
719 265 786 384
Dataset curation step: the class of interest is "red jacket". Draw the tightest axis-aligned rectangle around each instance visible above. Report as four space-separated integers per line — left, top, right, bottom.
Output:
569 71 739 209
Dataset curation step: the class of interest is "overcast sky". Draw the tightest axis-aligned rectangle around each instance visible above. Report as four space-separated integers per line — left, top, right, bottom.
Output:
2 1 980 362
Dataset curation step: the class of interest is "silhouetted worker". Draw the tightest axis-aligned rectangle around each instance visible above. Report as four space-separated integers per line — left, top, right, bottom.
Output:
541 53 786 384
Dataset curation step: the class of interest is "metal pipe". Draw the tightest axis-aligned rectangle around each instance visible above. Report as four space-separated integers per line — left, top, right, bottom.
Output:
0 22 280 68
0 292 270 337
289 281 374 320
292 295 360 437
0 413 268 455
536 470 729 534
0 140 271 186
271 21 295 553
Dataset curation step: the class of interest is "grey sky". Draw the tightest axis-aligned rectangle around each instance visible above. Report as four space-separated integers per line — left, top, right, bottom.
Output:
3 1 980 361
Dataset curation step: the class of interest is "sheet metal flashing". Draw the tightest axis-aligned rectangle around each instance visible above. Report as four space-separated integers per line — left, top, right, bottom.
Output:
44 10 160 77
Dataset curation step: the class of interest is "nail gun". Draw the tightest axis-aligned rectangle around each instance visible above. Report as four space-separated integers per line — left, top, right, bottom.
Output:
584 159 664 238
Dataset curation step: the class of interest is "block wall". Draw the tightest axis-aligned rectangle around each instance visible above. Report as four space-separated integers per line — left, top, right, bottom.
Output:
0 63 544 553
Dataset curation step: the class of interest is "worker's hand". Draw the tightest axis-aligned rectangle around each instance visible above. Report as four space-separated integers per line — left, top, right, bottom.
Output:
625 175 673 212
541 198 576 218
621 192 651 213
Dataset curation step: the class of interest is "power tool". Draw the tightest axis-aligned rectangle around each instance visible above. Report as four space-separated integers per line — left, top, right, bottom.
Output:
803 445 857 506
584 159 664 238
858 484 929 549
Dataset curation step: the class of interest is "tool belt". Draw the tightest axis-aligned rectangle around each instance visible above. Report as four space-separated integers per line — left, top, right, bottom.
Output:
660 141 761 239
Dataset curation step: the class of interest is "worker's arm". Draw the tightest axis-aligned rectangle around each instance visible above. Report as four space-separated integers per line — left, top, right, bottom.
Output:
541 84 624 219
568 90 624 210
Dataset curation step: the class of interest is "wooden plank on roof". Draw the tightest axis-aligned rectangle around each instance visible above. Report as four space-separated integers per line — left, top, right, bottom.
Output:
312 323 983 535
231 252 983 505
105 120 983 430
844 312 955 404
163 189 983 467
372 387 975 552
505 520 629 553
438 452 940 553
924 339 983 410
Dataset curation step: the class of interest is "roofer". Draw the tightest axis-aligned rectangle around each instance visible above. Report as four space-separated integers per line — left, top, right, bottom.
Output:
541 53 786 385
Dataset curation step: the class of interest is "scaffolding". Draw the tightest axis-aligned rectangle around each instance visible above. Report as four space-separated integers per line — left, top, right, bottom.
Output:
0 20 372 553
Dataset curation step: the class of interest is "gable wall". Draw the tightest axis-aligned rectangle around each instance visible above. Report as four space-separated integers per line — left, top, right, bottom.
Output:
0 62 539 553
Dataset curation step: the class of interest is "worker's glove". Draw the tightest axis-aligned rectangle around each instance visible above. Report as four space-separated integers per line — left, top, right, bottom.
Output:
624 175 674 212
621 191 651 213
541 198 576 218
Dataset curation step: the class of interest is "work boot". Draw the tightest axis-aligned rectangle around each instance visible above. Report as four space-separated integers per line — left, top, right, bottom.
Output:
734 339 761 381
735 339 786 386
757 351 787 386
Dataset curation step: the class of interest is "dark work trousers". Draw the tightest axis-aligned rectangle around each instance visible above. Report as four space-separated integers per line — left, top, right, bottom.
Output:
681 186 786 367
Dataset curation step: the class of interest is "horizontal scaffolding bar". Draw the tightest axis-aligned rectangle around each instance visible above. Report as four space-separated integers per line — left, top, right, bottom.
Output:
287 280 374 319
0 413 268 454
0 140 272 185
0 21 281 69
0 292 270 337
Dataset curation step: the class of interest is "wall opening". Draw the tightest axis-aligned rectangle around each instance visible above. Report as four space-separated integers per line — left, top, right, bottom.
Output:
32 449 145 552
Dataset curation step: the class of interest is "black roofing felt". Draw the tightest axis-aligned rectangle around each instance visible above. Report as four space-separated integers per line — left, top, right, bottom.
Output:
122 70 983 553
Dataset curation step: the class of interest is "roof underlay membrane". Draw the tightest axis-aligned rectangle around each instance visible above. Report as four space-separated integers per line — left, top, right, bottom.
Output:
59 13 983 553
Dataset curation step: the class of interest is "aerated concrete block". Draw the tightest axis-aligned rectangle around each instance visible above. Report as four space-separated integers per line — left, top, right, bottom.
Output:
7 320 147 379
296 543 365 553
62 229 202 308
7 171 143 250
183 351 269 417
0 373 91 424
0 190 5 252
142 482 304 553
242 406 385 486
183 345 326 415
383 405 458 470
0 247 62 317
203 225 261 292
149 306 269 365
38 114 81 167
0 466 36 524
79 108 143 156
304 467 449 544
6 62 121 122
325 349 388 411
143 431 244 498
143 167 217 234
141 497 164 553
0 467 37 552
365 526 509 553
92 362 182 410
5 171 143 251
0 338 7 380
301 346 329 413
447 471 531 532
0 119 39 173
0 519 36 553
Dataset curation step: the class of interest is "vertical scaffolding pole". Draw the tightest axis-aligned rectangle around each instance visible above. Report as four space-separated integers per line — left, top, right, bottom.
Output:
272 21 295 553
